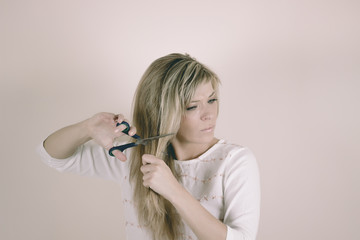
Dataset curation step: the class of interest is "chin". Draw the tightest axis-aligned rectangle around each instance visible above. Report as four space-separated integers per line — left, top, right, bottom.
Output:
194 135 215 144
175 132 215 145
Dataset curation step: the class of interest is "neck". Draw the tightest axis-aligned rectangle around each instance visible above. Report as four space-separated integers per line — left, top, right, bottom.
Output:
170 138 218 161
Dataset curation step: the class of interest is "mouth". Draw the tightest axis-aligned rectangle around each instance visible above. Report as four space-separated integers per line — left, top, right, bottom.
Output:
201 125 215 132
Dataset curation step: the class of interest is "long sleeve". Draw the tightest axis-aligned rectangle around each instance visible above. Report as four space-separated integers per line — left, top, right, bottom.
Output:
37 140 127 183
37 141 155 240
223 148 261 240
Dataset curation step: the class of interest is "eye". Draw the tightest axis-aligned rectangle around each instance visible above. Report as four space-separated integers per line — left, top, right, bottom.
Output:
186 105 197 111
208 98 218 104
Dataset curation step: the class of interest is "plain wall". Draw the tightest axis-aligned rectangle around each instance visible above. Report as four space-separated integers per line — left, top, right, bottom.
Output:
1 0 359 239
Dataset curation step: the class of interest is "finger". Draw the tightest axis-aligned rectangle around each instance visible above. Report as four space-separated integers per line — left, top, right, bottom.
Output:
142 180 150 189
114 123 128 135
142 154 159 165
115 118 131 131
140 164 156 173
112 149 127 162
142 175 153 188
114 118 130 134
114 114 125 123
115 117 128 128
142 172 151 181
128 126 137 136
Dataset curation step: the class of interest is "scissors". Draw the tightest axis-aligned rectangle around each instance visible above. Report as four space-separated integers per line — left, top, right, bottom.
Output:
108 121 174 157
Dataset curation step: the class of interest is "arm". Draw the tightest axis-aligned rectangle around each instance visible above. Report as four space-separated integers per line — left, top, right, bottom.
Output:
43 113 136 161
169 183 227 240
141 154 227 240
140 148 260 240
43 120 91 159
223 148 261 240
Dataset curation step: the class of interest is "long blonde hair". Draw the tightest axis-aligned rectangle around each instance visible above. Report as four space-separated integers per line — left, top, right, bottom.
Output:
130 53 220 239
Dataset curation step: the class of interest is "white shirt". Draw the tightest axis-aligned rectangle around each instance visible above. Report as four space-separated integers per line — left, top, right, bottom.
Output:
37 139 260 240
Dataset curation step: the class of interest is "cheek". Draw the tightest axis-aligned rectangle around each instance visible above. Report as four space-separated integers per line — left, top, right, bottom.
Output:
178 115 197 137
213 102 219 117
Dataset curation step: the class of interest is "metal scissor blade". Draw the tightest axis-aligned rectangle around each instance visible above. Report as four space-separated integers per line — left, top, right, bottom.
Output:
135 133 175 145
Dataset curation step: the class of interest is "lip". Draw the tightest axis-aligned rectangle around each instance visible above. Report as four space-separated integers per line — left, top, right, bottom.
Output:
201 125 215 132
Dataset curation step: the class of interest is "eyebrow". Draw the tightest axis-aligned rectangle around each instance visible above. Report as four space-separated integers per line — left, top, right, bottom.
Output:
190 91 216 103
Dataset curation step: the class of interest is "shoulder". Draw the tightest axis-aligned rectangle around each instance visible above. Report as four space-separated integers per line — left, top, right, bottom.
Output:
213 139 258 177
212 139 256 163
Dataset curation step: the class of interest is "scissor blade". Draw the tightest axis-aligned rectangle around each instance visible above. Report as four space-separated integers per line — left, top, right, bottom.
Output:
135 133 175 145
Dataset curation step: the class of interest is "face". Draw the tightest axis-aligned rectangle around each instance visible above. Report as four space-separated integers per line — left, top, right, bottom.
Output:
175 81 218 145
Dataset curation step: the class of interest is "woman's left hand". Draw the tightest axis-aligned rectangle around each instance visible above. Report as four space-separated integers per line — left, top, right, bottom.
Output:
140 154 181 201
141 154 227 240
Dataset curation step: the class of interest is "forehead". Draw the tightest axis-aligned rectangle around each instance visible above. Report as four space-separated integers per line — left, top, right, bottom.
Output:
191 82 215 100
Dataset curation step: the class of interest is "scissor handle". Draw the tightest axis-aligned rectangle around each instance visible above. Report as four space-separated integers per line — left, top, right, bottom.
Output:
108 142 137 156
116 121 130 134
109 121 141 157
116 121 140 139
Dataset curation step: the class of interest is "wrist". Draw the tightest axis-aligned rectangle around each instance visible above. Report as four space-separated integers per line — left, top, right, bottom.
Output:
77 119 93 142
167 182 188 206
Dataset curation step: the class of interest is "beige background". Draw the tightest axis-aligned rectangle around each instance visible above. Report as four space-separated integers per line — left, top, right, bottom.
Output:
1 0 359 239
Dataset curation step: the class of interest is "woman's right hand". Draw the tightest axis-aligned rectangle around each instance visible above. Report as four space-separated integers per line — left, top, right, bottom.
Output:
85 112 137 161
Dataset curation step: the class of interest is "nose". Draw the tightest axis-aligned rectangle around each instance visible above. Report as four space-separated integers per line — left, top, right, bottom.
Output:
200 104 216 121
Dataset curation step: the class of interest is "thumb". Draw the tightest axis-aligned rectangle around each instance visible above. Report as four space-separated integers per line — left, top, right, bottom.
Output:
111 149 127 162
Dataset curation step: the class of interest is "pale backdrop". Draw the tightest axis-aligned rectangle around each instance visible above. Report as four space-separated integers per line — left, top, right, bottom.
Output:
1 0 359 239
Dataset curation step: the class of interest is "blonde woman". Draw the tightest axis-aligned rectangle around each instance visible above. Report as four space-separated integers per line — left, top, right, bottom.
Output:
38 53 260 240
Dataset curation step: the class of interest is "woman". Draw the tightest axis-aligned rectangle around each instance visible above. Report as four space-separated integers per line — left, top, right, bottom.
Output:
38 53 260 240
